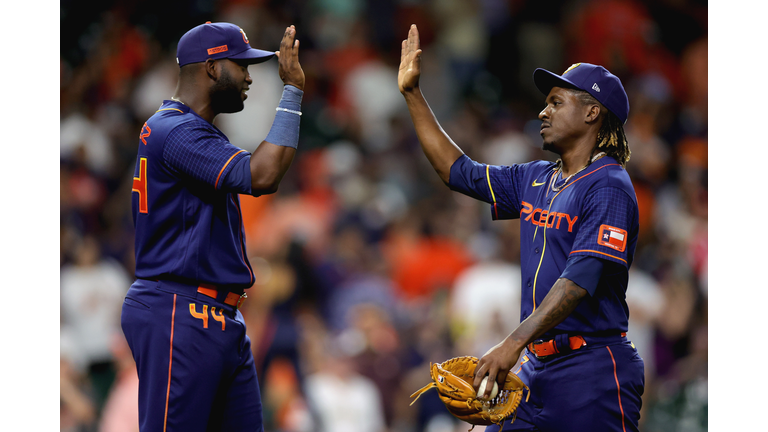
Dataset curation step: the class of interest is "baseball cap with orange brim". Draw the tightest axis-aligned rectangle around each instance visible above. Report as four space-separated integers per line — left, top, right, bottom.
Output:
176 22 275 67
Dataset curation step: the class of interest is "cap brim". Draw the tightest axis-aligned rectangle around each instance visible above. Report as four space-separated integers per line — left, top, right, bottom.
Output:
533 68 579 96
228 48 276 65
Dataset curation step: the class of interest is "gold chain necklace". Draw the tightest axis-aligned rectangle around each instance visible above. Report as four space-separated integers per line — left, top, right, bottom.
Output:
550 152 606 192
170 96 187 106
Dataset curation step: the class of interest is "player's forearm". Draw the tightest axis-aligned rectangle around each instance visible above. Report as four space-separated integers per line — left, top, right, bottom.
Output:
252 84 302 194
502 278 588 352
249 143 296 194
402 88 464 184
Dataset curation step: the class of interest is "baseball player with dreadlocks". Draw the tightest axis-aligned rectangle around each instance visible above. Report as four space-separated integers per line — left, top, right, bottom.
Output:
399 25 644 431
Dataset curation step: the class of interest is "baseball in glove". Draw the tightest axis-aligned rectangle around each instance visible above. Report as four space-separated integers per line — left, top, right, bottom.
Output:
410 356 529 429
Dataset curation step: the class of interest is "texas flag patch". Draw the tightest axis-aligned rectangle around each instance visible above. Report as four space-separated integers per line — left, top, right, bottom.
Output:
598 225 627 252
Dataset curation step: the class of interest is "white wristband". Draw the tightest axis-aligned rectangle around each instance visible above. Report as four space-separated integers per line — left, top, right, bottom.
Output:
276 107 302 116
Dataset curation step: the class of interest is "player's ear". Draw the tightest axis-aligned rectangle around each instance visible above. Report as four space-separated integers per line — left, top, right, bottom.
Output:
205 59 219 81
585 104 601 124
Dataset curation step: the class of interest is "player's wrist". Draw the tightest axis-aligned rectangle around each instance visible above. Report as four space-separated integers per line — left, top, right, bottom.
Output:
401 84 421 94
284 81 303 91
402 86 424 104
265 86 303 149
282 83 304 98
279 85 303 110
501 333 528 357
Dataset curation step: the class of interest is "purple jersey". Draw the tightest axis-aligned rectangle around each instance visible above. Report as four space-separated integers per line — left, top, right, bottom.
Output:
448 154 639 337
131 100 255 288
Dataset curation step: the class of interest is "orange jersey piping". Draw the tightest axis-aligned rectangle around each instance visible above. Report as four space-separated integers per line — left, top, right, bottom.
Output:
215 150 245 189
164 294 177 432
551 164 620 201
569 249 627 264
606 346 627 432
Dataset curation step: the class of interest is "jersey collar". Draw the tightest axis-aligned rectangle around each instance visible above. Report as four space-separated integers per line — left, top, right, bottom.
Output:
589 154 620 170
161 99 191 113
569 154 621 184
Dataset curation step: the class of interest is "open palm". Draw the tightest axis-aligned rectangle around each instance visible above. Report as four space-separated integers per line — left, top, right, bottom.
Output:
398 25 422 94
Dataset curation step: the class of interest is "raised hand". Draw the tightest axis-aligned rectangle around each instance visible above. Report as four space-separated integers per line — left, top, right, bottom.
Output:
398 24 422 94
276 25 305 91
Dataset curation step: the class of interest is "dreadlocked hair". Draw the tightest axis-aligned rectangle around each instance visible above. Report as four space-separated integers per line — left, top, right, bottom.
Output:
572 90 631 167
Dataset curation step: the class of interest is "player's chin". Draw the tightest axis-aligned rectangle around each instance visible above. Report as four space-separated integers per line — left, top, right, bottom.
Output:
218 99 246 114
542 139 556 152
212 89 247 113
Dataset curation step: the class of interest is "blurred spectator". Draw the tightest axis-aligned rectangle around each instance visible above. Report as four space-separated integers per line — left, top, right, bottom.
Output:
382 210 474 304
304 347 386 432
625 268 664 378
60 110 114 176
239 252 302 384
262 357 314 432
60 156 109 238
60 235 131 411
98 334 139 432
567 0 673 81
450 231 521 357
245 149 338 259
624 73 674 187
320 220 398 326
344 59 403 152
61 330 97 432
679 37 708 137
346 303 403 426
131 57 178 121
431 0 490 92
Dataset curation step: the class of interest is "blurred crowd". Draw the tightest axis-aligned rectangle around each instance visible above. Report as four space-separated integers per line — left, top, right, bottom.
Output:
60 0 707 431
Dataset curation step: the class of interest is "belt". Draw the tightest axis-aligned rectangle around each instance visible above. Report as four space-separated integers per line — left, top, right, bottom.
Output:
527 332 626 359
197 286 248 309
139 278 248 310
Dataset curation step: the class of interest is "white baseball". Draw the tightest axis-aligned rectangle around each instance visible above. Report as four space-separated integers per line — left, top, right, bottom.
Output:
478 376 499 400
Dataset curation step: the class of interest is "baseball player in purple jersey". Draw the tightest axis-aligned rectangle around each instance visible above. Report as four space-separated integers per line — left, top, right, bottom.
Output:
399 25 644 431
121 22 304 431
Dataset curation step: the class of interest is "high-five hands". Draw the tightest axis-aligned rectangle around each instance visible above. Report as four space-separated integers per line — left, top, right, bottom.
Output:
275 25 305 91
398 24 422 94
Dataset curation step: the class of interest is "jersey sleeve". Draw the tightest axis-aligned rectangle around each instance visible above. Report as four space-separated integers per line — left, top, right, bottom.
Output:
220 154 253 195
559 255 604 296
448 155 524 220
568 186 636 268
163 121 250 189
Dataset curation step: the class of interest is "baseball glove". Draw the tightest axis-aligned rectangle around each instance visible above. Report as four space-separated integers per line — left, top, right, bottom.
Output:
410 356 529 429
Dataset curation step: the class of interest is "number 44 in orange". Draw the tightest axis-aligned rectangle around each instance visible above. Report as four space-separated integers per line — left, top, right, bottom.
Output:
189 303 226 331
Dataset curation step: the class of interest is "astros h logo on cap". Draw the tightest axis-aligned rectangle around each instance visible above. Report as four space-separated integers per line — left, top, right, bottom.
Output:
176 22 275 67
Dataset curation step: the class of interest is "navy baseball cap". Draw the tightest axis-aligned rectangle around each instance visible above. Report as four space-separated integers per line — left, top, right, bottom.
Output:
176 22 275 67
533 63 630 124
